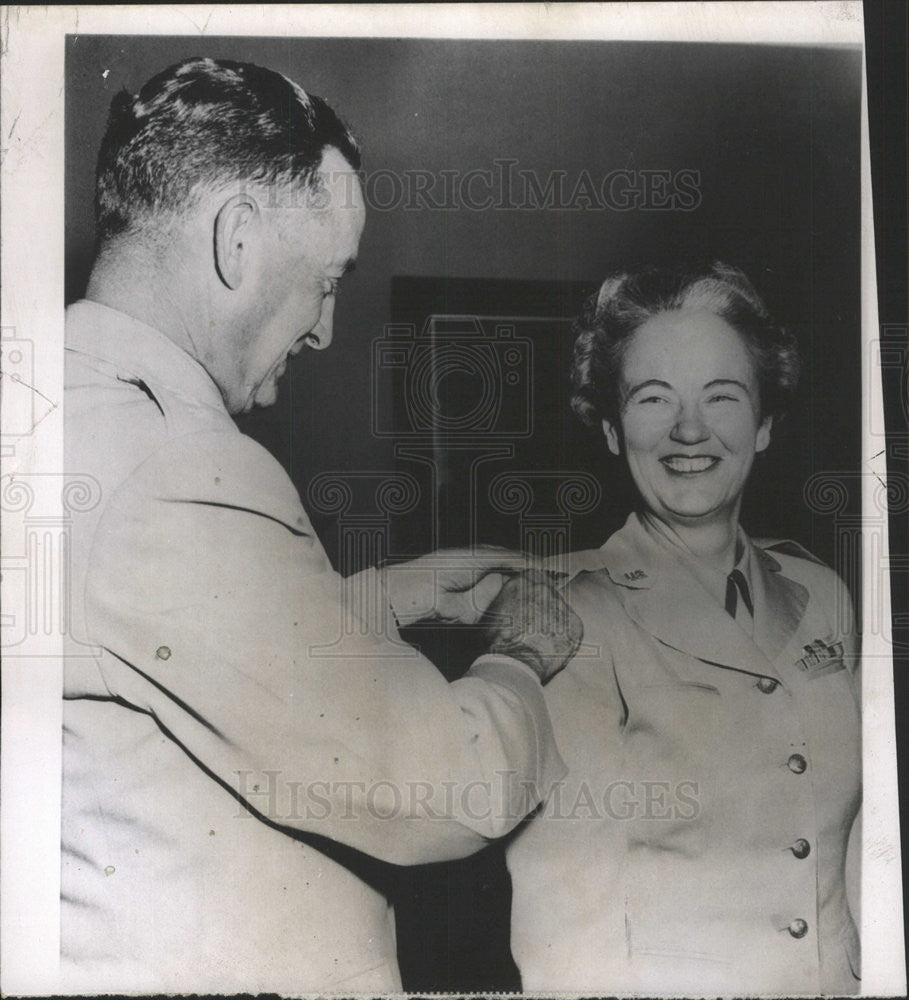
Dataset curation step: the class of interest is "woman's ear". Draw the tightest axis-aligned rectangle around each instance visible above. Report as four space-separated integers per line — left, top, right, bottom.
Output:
213 193 259 290
602 418 622 456
756 415 773 453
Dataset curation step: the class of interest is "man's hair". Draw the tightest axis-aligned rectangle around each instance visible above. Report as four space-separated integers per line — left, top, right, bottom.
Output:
94 57 361 246
570 260 800 427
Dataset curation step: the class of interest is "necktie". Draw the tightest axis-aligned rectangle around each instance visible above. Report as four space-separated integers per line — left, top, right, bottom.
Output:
725 568 754 619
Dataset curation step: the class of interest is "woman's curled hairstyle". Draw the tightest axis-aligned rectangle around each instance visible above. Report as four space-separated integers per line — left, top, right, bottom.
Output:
570 261 800 428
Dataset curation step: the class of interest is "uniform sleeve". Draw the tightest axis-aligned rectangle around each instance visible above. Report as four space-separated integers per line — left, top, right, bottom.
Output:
83 432 565 865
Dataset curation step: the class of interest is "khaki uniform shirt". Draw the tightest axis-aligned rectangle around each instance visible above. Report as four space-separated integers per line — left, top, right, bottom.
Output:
507 511 861 995
62 300 564 994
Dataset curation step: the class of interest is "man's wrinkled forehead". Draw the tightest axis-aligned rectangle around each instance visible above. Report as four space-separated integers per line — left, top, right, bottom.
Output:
316 147 366 218
270 148 364 258
315 149 366 247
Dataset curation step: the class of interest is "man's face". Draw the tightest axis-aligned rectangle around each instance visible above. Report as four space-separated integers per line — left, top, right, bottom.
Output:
229 147 365 413
602 309 772 530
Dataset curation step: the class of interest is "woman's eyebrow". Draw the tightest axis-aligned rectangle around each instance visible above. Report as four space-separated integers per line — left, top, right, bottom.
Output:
626 378 673 395
703 378 749 391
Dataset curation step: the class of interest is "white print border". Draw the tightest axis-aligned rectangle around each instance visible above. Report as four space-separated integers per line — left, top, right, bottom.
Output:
0 4 902 999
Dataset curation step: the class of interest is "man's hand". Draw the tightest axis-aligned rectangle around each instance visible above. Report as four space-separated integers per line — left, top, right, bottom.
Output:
385 546 530 627
480 569 582 684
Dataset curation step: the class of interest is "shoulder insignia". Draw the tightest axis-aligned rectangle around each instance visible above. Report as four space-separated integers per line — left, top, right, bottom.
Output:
756 538 830 569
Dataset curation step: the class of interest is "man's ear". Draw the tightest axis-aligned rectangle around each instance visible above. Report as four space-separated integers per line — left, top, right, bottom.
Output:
602 418 622 456
756 414 773 453
214 193 259 290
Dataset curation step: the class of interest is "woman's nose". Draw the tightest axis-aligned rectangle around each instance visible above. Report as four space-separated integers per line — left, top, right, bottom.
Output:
669 405 709 444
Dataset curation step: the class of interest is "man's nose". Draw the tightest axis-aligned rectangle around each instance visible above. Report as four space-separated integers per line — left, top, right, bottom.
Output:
669 403 709 444
307 297 335 351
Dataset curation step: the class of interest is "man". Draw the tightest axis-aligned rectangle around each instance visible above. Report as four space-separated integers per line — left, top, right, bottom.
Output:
63 58 578 994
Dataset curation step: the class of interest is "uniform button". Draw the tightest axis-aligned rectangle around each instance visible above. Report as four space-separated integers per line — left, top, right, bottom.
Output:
787 753 807 774
757 676 778 693
788 918 809 938
790 838 811 859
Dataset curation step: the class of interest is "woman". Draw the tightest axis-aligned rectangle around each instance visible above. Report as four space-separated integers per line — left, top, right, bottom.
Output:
505 262 861 995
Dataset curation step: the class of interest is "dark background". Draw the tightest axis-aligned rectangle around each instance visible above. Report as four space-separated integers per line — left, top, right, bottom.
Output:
66 35 863 567
66 34 867 992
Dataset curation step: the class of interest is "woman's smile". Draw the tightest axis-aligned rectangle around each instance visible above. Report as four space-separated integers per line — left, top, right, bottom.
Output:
659 455 720 474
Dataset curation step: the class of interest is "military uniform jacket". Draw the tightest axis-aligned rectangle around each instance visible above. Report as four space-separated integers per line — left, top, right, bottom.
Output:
507 511 861 996
61 300 564 995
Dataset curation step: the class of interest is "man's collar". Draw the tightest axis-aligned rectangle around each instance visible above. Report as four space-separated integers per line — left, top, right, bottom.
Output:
65 299 226 414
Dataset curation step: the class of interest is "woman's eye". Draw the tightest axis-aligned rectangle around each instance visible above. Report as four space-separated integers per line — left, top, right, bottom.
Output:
707 393 738 403
637 395 668 405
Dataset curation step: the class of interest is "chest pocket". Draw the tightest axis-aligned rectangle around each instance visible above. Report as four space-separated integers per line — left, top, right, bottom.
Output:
620 682 752 979
620 682 723 859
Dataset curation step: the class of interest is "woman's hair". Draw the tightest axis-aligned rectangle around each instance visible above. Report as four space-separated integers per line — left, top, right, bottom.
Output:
569 261 800 427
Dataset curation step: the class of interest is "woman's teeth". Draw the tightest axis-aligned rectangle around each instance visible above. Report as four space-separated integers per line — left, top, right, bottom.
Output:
661 456 717 473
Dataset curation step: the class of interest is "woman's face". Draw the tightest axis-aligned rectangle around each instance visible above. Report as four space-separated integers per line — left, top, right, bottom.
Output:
602 309 772 530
